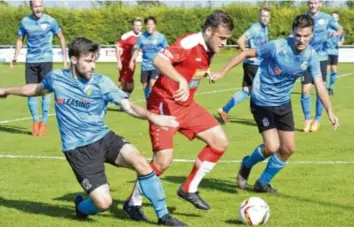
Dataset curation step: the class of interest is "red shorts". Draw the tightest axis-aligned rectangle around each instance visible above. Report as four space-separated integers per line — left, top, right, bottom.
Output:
119 64 134 83
148 100 219 151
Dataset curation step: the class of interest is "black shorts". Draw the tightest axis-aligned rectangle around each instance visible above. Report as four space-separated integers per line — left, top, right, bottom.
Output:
64 131 130 194
25 62 53 84
301 60 328 85
141 70 159 84
250 101 295 133
328 55 338 66
242 63 259 87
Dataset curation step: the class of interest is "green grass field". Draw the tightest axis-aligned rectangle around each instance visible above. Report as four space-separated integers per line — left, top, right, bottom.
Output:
0 56 353 227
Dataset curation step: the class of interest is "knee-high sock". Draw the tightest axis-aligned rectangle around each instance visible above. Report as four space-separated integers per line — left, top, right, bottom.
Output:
329 71 337 90
315 95 324 121
182 146 224 193
41 95 51 123
258 153 285 186
243 144 265 169
222 90 250 113
77 198 100 215
138 172 169 219
301 94 311 120
28 97 39 122
128 162 162 207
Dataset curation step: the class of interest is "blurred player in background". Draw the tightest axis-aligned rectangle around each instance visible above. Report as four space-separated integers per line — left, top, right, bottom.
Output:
210 15 339 193
115 17 143 98
129 16 168 100
218 7 270 123
326 11 344 96
9 0 67 136
300 0 343 132
123 11 234 221
0 37 185 227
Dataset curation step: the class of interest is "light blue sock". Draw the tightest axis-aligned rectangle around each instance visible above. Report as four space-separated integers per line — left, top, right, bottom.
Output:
222 89 250 113
41 95 51 123
77 198 100 215
258 153 285 186
329 71 337 90
138 172 169 219
243 144 265 169
27 97 39 122
301 94 311 120
326 71 331 88
315 95 324 121
144 87 152 100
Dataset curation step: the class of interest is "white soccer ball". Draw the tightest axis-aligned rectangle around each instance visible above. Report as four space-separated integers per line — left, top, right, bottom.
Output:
239 197 270 226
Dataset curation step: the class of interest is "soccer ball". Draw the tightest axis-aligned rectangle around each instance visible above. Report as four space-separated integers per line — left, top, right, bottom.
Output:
239 197 270 226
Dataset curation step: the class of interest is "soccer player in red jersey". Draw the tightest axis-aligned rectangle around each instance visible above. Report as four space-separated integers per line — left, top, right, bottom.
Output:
115 17 143 97
123 10 234 221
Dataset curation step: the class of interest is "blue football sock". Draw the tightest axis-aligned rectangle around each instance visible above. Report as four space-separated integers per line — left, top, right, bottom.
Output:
222 89 250 113
243 144 265 169
77 198 100 215
138 172 169 219
144 87 152 100
27 97 39 122
315 95 324 121
301 94 311 120
258 153 285 186
41 95 51 123
329 71 337 90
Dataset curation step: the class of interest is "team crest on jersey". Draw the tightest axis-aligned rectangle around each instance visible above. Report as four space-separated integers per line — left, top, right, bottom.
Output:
85 87 93 96
301 61 308 70
40 23 48 31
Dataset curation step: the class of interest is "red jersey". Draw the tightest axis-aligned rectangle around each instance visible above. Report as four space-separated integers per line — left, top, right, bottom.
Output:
149 32 213 106
117 31 140 63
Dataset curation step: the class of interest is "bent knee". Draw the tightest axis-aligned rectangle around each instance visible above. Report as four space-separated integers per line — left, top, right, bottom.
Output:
94 196 112 211
280 146 295 156
210 134 229 151
264 144 280 154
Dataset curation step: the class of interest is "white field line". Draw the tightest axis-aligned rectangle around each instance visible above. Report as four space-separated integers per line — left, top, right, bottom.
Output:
0 72 353 125
0 154 354 165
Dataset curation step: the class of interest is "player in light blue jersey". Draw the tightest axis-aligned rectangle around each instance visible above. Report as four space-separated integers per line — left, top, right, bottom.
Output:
129 16 168 100
209 15 339 193
218 7 270 123
9 0 67 136
301 0 343 133
326 12 345 96
10 1 67 136
0 37 185 226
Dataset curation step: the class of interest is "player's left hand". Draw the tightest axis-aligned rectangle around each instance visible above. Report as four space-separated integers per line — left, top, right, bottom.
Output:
328 113 339 131
149 114 179 130
0 88 8 98
174 79 189 102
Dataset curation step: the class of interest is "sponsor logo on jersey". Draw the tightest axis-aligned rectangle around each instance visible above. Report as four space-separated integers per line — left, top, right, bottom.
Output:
56 97 91 108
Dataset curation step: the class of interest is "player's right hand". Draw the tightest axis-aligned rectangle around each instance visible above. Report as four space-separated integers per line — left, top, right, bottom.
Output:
129 61 135 71
0 88 8 98
174 79 189 102
149 114 179 130
207 71 224 83
117 61 122 71
9 59 16 69
328 113 339 131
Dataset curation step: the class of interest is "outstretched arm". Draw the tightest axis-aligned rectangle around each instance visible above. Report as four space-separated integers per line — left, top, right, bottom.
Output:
0 84 50 98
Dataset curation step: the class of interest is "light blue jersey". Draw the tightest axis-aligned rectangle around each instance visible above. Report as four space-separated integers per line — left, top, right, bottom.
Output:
41 69 127 151
136 31 168 71
252 38 321 106
327 26 344 56
244 22 268 65
307 12 340 61
18 13 61 63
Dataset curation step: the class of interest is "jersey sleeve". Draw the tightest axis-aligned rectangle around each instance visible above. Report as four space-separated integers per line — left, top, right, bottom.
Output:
136 36 143 50
50 18 62 35
40 71 55 93
101 76 128 105
161 35 168 48
17 21 26 37
328 16 340 31
159 39 191 64
308 50 321 79
256 40 276 60
244 24 257 39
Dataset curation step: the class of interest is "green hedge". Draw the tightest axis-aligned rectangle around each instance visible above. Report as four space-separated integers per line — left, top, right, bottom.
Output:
0 3 353 45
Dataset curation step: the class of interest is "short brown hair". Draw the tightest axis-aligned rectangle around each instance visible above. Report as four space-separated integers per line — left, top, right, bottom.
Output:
259 7 271 13
132 17 143 25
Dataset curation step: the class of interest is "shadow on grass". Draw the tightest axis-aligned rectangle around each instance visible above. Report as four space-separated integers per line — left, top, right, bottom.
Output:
162 176 238 194
0 125 31 135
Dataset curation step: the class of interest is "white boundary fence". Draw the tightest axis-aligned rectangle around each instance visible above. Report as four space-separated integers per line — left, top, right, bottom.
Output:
0 45 353 63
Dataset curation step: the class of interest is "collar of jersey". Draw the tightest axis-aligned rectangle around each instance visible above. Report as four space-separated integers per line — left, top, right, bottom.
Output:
197 32 208 52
